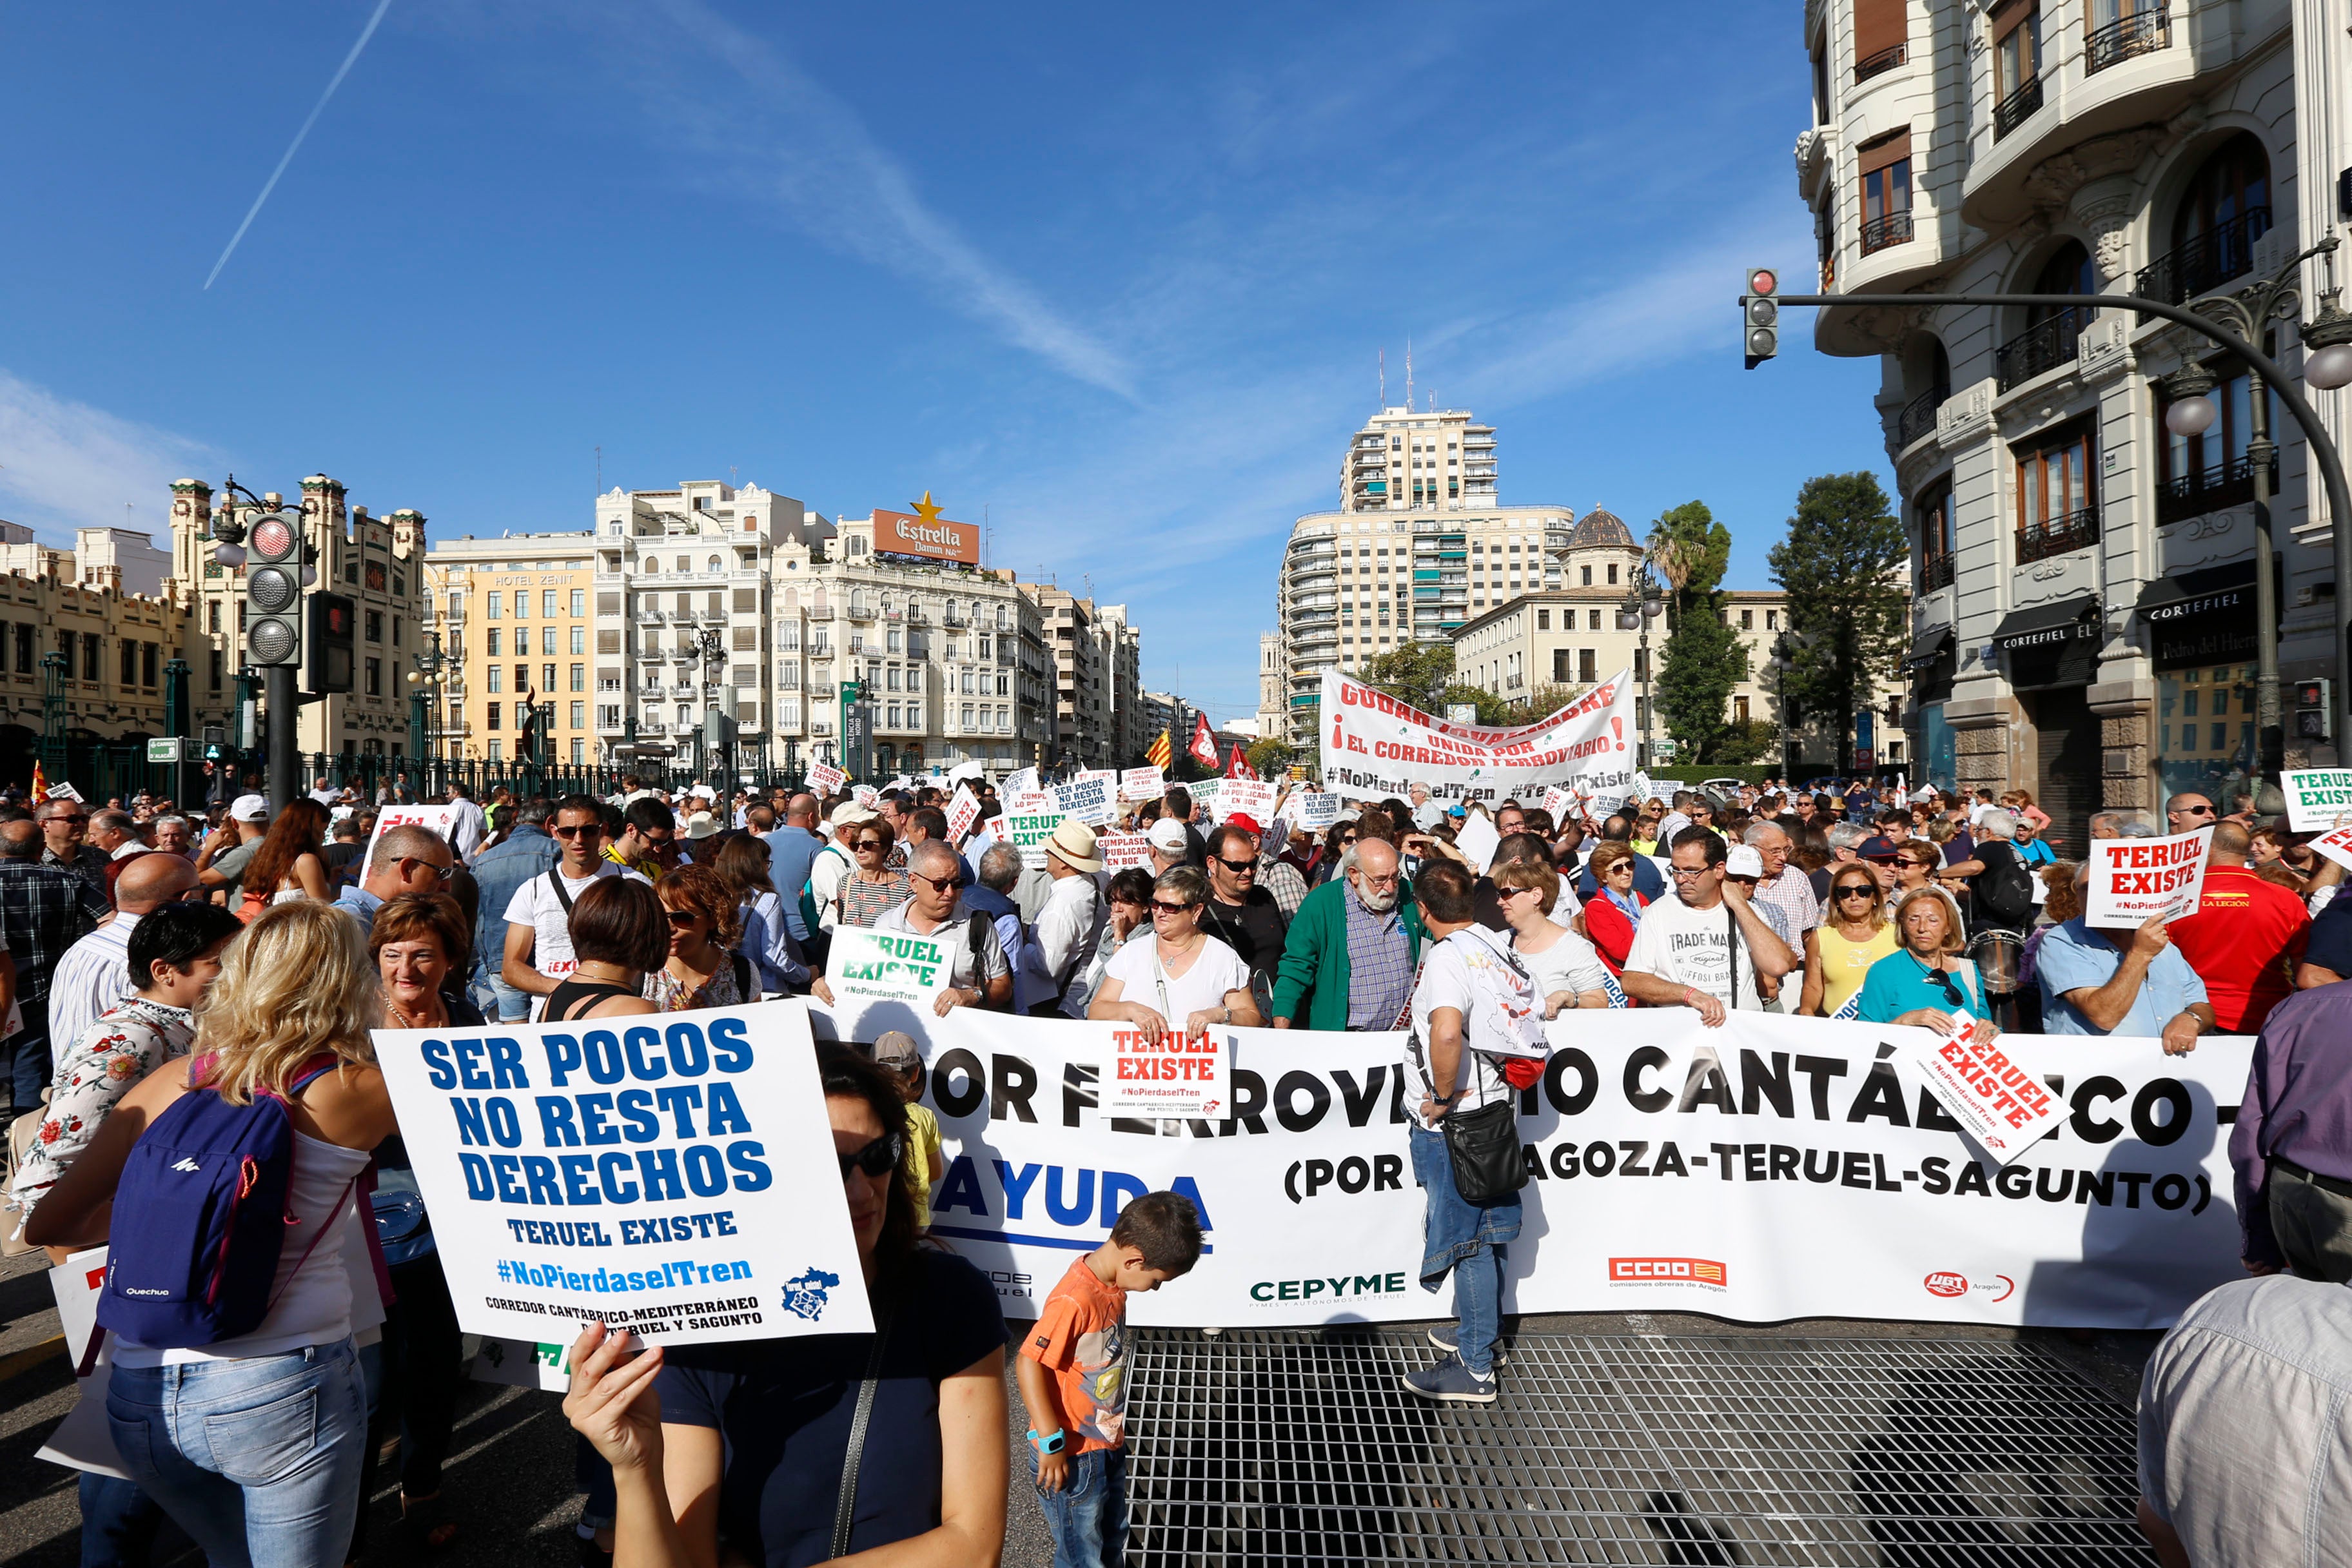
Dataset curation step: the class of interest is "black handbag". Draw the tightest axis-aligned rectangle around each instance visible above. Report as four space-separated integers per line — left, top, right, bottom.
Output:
1441 1097 1527 1204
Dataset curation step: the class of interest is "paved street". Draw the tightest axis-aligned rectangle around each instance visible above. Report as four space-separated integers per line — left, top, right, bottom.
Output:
0 1224 2156 1568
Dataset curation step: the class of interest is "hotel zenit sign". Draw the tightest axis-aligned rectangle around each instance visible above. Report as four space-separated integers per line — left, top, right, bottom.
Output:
871 492 979 566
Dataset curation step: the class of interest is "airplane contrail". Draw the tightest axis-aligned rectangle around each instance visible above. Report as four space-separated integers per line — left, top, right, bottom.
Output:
203 0 396 290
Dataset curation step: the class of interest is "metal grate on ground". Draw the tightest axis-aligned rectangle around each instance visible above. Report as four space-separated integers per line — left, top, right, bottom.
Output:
1123 1328 2153 1567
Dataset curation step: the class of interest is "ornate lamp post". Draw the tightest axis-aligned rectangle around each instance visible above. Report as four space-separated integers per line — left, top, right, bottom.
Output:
2159 241 2352 780
406 631 452 794
1616 559 1666 767
40 649 69 781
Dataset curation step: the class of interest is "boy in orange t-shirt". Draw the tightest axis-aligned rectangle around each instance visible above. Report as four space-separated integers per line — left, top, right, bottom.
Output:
1015 1191 1203 1568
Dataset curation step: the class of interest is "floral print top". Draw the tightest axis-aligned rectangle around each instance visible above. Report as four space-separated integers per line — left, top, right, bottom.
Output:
7 998 193 1223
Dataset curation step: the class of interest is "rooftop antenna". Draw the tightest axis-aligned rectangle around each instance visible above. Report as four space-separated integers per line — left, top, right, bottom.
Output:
596 444 602 493
1378 348 1386 409
1405 340 1414 413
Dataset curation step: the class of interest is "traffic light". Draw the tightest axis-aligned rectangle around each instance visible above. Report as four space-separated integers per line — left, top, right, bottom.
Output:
1741 266 1779 369
244 508 306 667
307 593 355 695
2297 678 2333 741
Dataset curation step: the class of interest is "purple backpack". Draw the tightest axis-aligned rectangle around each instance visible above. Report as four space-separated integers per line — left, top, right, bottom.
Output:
96 1056 359 1351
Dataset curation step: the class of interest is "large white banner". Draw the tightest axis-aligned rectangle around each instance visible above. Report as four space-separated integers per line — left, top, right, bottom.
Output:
1319 670 1637 807
374 1001 871 1348
810 1006 2249 1329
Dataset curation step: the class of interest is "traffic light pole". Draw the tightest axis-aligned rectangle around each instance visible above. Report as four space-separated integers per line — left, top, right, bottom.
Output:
266 664 300 814
1770 285 2352 762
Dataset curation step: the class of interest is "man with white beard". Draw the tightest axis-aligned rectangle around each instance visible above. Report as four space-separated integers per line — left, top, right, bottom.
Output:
1270 834 1431 1031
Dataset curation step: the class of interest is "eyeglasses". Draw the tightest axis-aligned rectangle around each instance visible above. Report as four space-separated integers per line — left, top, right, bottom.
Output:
551 823 605 839
404 857 457 883
910 870 956 890
1213 856 1257 874
1834 884 1878 900
1668 864 1710 880
1337 834 1358 847
663 908 701 927
838 1130 904 1181
1150 899 1197 917
854 839 887 852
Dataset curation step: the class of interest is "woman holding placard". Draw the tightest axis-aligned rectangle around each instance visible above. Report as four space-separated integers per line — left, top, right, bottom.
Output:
564 1044 1010 1566
1089 865 1262 1039
1854 885 1993 1035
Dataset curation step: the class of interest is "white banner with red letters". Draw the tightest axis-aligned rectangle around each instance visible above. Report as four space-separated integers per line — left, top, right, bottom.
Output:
2085 827 2211 926
809 1005 2248 1329
1320 670 1638 807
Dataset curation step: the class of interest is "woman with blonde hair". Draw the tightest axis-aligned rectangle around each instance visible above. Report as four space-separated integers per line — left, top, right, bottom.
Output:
27 901 395 1568
1493 857 1611 1016
648 864 760 1011
1854 885 1992 1035
235 798 333 920
1801 862 1899 1017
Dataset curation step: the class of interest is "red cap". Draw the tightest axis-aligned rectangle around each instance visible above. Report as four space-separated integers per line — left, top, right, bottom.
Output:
1226 813 1263 836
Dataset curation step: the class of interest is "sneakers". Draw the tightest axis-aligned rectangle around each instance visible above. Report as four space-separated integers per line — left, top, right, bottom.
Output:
1427 1326 1506 1366
1401 1352 1498 1404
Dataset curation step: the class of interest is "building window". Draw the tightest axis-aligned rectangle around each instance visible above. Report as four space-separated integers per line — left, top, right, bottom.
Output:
209 648 222 690
2157 361 2282 522
2155 133 2270 304
571 589 586 617
1857 130 1912 253
208 602 221 634
487 629 501 656
366 610 383 643
1536 609 1551 631
572 738 585 764
1736 696 1751 723
488 740 502 761
2015 424 2097 560
487 702 501 731
571 626 585 654
365 657 382 696
1608 564 1619 585
82 633 100 682
1766 609 1778 630
142 642 158 688
570 700 585 730
1740 609 1754 630
486 593 502 618
487 666 502 693
1588 609 1602 631
1916 479 1955 589
599 704 621 728
570 663 585 691
543 590 558 618
1994 5 2042 133
120 640 137 686
1580 649 1597 684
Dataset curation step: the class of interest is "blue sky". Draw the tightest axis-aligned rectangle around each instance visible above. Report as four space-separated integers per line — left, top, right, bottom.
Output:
0 1 1890 726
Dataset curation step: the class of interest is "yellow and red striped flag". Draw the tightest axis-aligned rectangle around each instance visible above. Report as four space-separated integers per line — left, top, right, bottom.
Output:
28 760 47 805
1146 729 1173 769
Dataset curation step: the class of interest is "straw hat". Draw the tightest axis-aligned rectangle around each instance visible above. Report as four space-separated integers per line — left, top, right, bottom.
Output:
1044 819 1102 874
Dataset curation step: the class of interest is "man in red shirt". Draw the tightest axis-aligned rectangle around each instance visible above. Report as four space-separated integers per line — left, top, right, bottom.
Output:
2171 821 2310 1032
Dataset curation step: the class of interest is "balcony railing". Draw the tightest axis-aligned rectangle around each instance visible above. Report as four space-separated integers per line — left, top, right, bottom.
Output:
2157 453 2278 525
2135 207 2271 309
2017 507 2101 564
1897 384 1948 446
1921 553 1956 591
2086 6 2170 73
1859 209 1914 256
1993 74 2043 140
1995 311 2086 391
1854 42 1906 83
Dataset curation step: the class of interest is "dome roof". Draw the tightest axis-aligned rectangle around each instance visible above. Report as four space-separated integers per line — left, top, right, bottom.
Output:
1565 508 1635 549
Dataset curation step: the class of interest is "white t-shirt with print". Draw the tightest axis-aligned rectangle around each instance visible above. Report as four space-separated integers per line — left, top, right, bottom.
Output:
1622 890 1760 1010
1101 934 1250 1031
1404 930 1523 1115
503 862 651 996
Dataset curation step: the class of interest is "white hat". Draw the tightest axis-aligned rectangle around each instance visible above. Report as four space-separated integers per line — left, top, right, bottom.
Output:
682 810 723 840
1146 818 1188 855
1725 845 1765 878
830 801 877 829
230 793 268 823
1045 819 1103 874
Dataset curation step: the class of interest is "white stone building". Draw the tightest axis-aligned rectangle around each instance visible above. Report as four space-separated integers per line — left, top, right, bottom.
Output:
1798 0 2352 841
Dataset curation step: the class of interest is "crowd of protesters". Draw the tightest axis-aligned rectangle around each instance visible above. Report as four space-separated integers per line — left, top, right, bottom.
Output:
0 761 2344 1564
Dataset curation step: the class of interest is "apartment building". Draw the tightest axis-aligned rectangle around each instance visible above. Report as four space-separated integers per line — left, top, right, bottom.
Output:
420 536 597 765
1798 0 2351 839
1013 581 1141 769
170 476 428 762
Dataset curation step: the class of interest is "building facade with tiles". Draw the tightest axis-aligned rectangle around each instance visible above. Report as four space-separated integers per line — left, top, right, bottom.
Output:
1798 0 2352 841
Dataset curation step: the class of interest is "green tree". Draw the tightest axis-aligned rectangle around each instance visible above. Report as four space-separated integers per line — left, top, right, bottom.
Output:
1246 736 1296 778
1769 472 1907 775
1358 640 1458 712
1647 501 1748 762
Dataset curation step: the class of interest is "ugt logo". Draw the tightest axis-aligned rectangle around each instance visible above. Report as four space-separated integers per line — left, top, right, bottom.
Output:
779 1268 840 1322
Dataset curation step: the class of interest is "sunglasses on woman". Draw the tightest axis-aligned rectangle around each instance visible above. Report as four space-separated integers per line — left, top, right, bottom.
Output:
854 839 887 852
1834 883 1877 901
664 908 701 927
1150 899 1197 917
838 1130 904 1180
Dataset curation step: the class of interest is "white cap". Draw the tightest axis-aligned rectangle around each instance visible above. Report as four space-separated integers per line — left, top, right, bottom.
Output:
1146 818 1188 854
230 794 268 823
1725 844 1765 878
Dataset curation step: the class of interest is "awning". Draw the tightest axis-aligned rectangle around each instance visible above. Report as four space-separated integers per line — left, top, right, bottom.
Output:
1992 594 2101 652
2136 560 2256 625
1905 625 1954 671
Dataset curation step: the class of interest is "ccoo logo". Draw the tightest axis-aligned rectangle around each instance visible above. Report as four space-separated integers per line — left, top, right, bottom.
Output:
1608 1256 1728 1288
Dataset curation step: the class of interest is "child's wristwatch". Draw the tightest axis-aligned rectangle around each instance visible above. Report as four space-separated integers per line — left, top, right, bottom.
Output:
1026 1427 1066 1455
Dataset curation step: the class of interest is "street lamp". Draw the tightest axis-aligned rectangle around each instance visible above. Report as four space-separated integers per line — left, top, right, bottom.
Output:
2154 240 2348 779
406 631 453 792
1616 562 1665 767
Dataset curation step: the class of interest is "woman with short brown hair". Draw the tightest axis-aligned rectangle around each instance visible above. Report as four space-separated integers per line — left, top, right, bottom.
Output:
647 865 759 1012
545 878 665 1022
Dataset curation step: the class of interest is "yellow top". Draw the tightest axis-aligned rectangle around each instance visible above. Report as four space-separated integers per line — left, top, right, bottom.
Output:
902 1100 945 1230
1817 921 1901 1015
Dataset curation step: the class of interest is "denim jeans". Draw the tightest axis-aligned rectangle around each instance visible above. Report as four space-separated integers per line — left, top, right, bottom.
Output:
483 973 533 1023
1028 1444 1126 1568
8 1002 52 1110
1408 1123 1518 1377
105 1338 369 1568
79 1472 172 1568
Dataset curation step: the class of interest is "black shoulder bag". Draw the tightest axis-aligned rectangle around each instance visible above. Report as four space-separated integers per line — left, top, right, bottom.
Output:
828 1291 898 1560
1435 933 1531 1204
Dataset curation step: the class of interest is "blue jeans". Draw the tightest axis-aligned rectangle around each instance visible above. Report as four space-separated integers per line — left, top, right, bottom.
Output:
79 1472 172 1568
1408 1124 1518 1377
105 1339 369 1568
9 1001 52 1110
1029 1444 1126 1568
483 972 532 1023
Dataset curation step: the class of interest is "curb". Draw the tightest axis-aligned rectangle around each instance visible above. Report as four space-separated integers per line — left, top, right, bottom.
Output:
0 1334 64 1386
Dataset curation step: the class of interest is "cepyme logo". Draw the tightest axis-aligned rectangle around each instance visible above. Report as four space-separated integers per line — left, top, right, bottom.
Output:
169 1158 201 1173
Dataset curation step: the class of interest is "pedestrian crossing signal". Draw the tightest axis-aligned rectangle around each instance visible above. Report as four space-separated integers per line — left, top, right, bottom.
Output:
1742 267 1779 369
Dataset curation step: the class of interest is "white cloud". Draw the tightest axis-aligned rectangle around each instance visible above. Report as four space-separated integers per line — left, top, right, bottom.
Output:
0 370 217 544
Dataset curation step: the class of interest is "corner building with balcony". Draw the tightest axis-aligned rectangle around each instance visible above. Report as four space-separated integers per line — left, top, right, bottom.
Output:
1797 0 2352 843
1274 406 1577 745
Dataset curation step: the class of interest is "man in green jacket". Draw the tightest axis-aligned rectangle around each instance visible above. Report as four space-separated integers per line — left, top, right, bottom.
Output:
1271 836 1427 1030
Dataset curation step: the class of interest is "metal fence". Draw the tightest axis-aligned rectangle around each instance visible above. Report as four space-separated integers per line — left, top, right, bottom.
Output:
1123 1326 2153 1566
